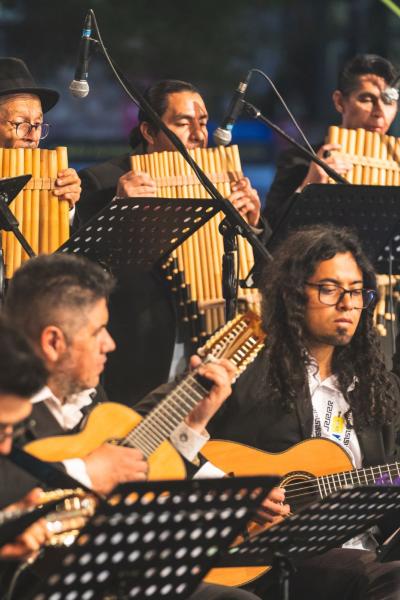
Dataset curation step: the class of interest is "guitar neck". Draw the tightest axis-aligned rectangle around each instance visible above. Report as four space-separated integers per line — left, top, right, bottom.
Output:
120 310 265 459
120 371 209 457
318 461 400 497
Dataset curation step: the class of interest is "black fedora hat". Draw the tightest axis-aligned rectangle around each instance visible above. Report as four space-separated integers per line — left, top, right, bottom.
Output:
0 57 59 113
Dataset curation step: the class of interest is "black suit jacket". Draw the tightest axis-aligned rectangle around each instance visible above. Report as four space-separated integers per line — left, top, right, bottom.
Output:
263 144 322 231
0 388 108 509
77 151 177 406
207 350 400 468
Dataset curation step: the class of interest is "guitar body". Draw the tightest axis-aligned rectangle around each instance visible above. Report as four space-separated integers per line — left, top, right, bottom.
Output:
203 438 353 588
24 402 186 480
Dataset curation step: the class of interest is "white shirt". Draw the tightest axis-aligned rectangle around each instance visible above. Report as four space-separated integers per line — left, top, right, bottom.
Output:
30 386 216 487
308 364 378 551
308 365 362 469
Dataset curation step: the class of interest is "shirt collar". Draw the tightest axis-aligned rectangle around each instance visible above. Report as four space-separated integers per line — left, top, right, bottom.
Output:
31 385 96 410
307 360 357 394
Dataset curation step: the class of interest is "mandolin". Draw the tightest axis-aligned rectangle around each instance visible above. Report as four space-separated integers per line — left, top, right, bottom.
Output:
203 437 400 587
24 311 266 481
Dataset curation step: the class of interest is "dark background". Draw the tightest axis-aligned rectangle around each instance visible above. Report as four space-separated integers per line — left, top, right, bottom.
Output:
2 0 400 200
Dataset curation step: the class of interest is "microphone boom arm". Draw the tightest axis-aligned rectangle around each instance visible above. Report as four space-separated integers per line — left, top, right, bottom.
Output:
243 100 350 185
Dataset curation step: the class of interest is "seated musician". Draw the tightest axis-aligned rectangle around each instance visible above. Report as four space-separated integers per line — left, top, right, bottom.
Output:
264 53 399 230
0 253 263 600
0 319 51 561
76 79 263 407
208 224 400 599
0 57 81 210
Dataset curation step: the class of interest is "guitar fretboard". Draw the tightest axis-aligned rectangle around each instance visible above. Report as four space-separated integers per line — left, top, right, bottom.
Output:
285 461 400 503
120 372 208 457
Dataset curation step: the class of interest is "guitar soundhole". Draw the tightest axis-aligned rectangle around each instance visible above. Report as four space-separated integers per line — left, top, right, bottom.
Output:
281 471 319 514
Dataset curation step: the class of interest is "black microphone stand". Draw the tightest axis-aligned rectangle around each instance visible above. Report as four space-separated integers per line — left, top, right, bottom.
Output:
243 100 350 185
88 10 271 322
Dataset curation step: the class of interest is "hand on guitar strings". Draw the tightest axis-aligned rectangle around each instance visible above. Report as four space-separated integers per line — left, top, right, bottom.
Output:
185 355 237 434
83 444 148 495
255 487 291 527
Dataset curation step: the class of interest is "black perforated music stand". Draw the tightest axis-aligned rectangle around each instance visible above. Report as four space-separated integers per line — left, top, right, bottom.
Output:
58 197 222 273
267 184 400 274
24 475 278 600
216 485 400 600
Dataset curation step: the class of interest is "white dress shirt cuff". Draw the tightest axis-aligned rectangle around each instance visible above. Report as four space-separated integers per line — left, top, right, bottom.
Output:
193 461 226 479
63 458 93 489
69 206 75 225
170 422 209 462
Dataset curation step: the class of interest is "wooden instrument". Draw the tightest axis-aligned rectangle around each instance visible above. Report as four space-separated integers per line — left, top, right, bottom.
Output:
0 147 69 279
326 126 400 333
0 488 97 548
24 311 265 478
130 146 260 341
327 126 400 185
203 437 400 587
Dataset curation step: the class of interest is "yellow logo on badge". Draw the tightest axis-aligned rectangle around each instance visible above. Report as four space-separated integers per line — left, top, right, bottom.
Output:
332 413 344 434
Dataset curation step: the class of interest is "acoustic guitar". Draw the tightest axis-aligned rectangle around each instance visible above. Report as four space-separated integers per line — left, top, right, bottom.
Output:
203 437 400 587
24 311 266 481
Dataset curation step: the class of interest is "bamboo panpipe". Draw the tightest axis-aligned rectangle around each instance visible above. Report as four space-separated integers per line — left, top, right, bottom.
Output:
0 147 70 279
327 126 400 186
130 145 260 337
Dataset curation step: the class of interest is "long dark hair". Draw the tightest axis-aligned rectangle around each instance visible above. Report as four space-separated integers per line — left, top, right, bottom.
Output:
259 225 396 427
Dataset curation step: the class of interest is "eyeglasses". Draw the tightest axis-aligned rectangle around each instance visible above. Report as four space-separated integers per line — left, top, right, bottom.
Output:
3 120 50 140
0 417 31 443
305 282 377 310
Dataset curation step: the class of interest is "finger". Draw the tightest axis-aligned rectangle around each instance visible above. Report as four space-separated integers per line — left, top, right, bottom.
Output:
262 487 286 504
53 185 81 196
190 355 202 369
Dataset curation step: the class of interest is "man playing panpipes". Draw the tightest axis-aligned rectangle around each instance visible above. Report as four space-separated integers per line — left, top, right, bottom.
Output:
0 57 81 209
77 80 264 407
264 53 399 230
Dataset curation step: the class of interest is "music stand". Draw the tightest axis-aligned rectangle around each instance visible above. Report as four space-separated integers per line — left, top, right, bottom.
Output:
215 486 400 600
23 475 279 600
0 174 35 260
57 196 222 273
267 184 400 273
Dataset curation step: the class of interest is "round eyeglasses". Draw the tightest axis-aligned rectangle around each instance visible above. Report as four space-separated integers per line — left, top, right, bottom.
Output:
4 120 50 140
305 282 377 310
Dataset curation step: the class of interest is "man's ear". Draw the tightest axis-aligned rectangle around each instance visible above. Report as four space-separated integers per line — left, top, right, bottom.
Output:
40 325 67 365
332 90 344 114
140 121 157 147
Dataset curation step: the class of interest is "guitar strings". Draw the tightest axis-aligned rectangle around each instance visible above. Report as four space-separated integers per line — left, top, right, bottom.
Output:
280 462 400 501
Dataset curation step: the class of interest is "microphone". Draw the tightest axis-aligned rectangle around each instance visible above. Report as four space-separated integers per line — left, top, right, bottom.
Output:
213 72 251 146
382 75 400 104
69 12 93 98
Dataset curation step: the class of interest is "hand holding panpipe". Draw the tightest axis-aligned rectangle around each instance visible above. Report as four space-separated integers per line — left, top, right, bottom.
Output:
0 147 70 278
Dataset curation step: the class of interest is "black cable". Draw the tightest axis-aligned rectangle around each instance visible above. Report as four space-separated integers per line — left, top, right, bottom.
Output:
88 10 272 264
249 68 316 156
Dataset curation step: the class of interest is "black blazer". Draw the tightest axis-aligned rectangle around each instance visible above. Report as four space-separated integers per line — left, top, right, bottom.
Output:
207 350 400 468
263 144 322 231
77 151 177 406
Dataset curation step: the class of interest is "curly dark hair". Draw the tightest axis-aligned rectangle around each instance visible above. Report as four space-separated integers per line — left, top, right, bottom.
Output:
259 224 396 427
